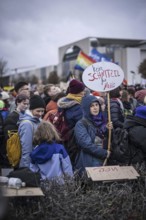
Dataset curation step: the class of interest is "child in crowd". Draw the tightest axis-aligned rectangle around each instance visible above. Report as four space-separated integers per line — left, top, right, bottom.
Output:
29 121 73 183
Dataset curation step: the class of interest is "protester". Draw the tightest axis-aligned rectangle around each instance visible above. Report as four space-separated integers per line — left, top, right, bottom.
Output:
121 90 133 117
43 84 62 106
135 89 146 107
0 94 30 167
9 81 30 113
74 95 112 174
109 87 125 128
18 95 46 168
4 94 29 141
43 91 65 121
0 91 10 119
30 121 73 183
57 79 85 129
123 105 146 165
127 87 137 111
45 86 63 113
34 84 45 98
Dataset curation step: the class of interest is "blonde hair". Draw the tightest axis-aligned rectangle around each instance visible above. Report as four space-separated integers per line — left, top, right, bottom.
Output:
33 121 61 145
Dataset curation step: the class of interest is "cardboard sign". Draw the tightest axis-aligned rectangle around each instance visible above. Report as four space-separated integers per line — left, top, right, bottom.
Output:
82 61 124 92
2 187 44 197
86 166 139 181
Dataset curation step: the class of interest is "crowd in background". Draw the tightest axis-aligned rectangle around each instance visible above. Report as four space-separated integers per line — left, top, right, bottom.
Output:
0 79 146 183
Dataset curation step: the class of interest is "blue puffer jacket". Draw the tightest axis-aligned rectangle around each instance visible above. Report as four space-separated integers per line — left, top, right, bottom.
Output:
57 97 83 128
18 110 41 168
30 142 73 183
74 95 108 174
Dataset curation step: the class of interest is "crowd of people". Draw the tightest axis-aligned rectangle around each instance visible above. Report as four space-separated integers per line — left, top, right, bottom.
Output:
0 79 146 183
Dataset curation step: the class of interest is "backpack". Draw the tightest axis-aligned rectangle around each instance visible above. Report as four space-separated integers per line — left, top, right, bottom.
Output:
48 110 70 141
7 167 41 187
109 127 131 165
63 119 88 166
6 120 33 167
6 130 21 167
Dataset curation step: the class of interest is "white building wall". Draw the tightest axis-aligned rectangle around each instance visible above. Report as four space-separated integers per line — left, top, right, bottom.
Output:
113 48 127 80
126 48 141 85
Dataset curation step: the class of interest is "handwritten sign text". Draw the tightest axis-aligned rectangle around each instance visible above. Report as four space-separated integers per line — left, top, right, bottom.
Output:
82 62 124 92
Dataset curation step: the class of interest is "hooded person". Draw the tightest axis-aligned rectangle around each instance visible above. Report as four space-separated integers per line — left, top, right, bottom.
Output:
57 79 85 129
18 95 46 168
74 95 112 174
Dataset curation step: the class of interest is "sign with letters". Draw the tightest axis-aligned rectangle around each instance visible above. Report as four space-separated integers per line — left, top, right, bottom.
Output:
82 61 124 92
86 166 139 181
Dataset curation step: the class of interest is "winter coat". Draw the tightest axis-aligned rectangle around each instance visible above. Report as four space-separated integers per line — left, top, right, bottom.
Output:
29 142 73 182
18 110 41 168
43 100 58 121
124 115 146 163
57 97 83 129
74 95 108 174
110 98 125 128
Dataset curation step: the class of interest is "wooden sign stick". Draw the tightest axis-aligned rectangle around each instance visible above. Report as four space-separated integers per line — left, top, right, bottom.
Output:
103 92 111 166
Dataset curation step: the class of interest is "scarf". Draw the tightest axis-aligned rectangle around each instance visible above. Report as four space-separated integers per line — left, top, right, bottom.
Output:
66 93 83 103
91 112 107 138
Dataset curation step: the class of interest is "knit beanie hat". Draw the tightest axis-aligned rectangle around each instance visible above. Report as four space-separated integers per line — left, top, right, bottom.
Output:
29 95 46 110
135 106 146 120
68 79 85 94
0 100 5 109
135 89 146 103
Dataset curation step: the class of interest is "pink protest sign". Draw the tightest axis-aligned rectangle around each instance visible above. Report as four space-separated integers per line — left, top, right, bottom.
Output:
82 61 124 92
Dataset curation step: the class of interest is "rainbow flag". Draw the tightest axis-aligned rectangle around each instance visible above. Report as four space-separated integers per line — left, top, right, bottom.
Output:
74 51 96 71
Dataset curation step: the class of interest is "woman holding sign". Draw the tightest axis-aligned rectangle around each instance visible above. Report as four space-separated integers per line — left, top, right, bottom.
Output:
74 95 112 174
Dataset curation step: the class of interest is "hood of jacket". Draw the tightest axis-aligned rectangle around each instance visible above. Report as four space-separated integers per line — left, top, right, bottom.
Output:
81 95 101 121
30 142 67 164
124 115 146 129
18 109 41 125
57 97 79 110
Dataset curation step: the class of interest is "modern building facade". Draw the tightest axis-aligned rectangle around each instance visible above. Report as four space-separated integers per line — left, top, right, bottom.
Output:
58 37 146 85
2 37 146 86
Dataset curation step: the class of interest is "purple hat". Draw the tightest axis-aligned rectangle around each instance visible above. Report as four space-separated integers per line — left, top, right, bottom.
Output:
69 79 85 94
135 106 146 120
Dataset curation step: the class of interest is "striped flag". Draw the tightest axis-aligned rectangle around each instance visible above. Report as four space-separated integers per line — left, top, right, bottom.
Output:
74 51 96 71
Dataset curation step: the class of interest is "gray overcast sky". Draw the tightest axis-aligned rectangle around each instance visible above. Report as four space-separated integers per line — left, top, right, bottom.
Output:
0 0 146 72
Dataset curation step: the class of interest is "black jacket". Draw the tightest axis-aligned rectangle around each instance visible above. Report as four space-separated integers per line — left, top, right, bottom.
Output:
110 98 125 129
124 115 146 155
